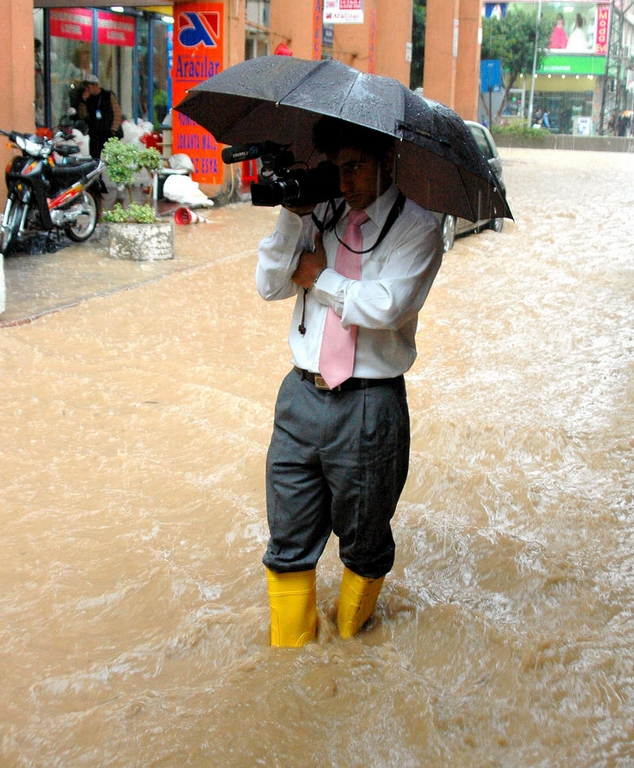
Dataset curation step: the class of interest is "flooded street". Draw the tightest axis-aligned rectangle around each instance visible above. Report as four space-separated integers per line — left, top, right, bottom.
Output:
1 147 633 767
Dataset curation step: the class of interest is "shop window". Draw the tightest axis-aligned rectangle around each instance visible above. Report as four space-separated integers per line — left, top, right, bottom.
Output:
138 17 151 120
34 9 46 127
245 0 270 60
153 22 170 126
48 8 95 126
34 7 171 134
245 34 269 60
246 0 270 28
96 10 136 122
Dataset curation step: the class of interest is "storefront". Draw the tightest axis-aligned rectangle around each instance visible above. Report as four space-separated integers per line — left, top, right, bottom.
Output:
533 0 608 133
485 1 634 133
33 6 173 131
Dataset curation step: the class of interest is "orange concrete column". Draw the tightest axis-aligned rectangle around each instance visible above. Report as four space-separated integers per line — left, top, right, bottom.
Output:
423 0 481 119
376 0 413 85
455 0 482 120
423 0 460 108
268 0 411 84
269 1 315 59
331 0 375 72
224 0 246 68
0 0 36 208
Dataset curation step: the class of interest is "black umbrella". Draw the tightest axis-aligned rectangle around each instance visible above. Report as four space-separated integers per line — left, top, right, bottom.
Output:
175 56 512 222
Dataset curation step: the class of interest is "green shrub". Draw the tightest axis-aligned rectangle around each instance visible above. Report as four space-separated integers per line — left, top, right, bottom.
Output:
102 202 159 224
102 138 163 204
491 122 546 141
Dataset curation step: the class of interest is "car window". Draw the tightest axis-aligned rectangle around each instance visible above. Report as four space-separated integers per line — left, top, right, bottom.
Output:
469 126 494 160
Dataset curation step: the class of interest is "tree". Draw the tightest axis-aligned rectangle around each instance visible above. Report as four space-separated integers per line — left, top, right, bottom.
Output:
481 6 552 121
409 0 426 91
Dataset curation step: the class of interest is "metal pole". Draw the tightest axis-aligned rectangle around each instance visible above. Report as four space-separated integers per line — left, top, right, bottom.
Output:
527 0 543 126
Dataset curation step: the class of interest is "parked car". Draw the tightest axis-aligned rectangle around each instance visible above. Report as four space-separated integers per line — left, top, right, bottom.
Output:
437 120 506 252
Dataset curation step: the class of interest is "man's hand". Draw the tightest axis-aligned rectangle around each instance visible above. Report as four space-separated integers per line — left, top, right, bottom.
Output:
291 232 327 289
284 204 316 217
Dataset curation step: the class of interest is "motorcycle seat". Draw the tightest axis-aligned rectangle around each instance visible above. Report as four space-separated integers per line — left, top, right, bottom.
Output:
50 158 99 179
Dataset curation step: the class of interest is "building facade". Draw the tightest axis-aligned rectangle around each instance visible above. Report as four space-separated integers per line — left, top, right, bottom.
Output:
1 0 414 197
483 1 634 135
33 5 173 131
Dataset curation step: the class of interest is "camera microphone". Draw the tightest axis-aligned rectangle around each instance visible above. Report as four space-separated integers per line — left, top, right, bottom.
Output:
221 144 263 164
221 141 289 166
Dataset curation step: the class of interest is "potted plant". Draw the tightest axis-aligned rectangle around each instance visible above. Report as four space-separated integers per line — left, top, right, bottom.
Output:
101 138 173 261
102 137 163 204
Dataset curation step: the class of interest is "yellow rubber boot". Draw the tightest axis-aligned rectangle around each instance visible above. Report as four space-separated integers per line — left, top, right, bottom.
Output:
337 566 385 639
265 567 317 647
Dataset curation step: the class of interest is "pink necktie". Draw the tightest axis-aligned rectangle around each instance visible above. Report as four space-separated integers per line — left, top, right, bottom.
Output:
318 210 369 389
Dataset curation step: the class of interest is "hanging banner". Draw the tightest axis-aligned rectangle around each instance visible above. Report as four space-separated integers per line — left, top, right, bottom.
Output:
313 0 323 61
324 0 364 25
484 4 507 18
97 11 135 47
172 3 224 184
50 8 93 42
368 8 377 73
595 4 610 56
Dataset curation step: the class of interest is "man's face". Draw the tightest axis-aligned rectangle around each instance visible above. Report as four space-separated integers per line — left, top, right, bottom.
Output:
330 147 391 211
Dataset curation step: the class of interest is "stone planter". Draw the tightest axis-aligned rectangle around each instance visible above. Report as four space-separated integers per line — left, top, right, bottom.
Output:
107 220 174 261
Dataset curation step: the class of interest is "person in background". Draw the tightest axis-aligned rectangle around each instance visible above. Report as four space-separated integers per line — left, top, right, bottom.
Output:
34 39 45 128
549 14 568 49
617 112 631 137
68 45 94 109
256 117 443 647
567 14 588 52
76 74 122 191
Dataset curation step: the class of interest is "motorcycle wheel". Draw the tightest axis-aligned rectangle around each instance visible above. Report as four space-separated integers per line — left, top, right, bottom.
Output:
1 199 23 255
64 190 100 242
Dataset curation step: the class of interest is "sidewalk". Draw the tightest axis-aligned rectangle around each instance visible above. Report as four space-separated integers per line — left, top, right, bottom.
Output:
0 185 214 328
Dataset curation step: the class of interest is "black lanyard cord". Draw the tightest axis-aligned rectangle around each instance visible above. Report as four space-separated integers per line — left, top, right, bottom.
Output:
312 192 406 254
298 192 406 336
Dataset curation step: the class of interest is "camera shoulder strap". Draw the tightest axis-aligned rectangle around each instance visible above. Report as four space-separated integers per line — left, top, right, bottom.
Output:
330 192 406 255
365 190 406 254
312 191 405 255
311 199 345 234
298 192 405 337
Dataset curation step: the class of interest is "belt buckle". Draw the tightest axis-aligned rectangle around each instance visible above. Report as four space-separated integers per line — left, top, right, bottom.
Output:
314 374 331 390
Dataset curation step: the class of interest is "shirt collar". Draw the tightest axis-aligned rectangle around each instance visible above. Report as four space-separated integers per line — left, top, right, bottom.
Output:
343 184 400 230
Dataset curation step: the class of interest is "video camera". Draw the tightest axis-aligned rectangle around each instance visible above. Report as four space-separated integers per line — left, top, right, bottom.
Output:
221 141 340 208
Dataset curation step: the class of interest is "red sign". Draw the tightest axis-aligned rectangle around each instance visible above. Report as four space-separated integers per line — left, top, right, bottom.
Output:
50 8 93 42
97 11 135 47
323 0 364 25
172 3 224 184
596 4 610 55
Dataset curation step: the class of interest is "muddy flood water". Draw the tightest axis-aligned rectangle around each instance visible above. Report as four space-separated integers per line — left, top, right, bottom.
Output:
1 148 633 767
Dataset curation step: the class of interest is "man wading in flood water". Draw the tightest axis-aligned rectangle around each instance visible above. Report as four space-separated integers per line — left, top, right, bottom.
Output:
256 117 443 646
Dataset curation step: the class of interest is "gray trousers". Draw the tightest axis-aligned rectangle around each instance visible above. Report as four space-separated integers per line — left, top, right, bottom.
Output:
263 369 410 579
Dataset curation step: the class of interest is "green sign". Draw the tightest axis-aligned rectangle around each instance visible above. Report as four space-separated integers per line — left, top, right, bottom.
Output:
540 55 606 76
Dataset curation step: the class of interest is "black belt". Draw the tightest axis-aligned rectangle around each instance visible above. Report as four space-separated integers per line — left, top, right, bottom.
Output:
293 366 402 392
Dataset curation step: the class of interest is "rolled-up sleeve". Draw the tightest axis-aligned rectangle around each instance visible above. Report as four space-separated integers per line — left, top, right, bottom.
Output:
256 208 306 301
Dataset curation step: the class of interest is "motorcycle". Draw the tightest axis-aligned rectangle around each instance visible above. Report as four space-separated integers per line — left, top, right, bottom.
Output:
0 128 103 256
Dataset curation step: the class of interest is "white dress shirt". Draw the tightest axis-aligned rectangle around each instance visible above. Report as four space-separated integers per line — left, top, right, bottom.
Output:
256 185 443 379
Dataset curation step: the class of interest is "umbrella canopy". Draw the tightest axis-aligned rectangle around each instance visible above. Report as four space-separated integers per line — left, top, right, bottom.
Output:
176 56 512 223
